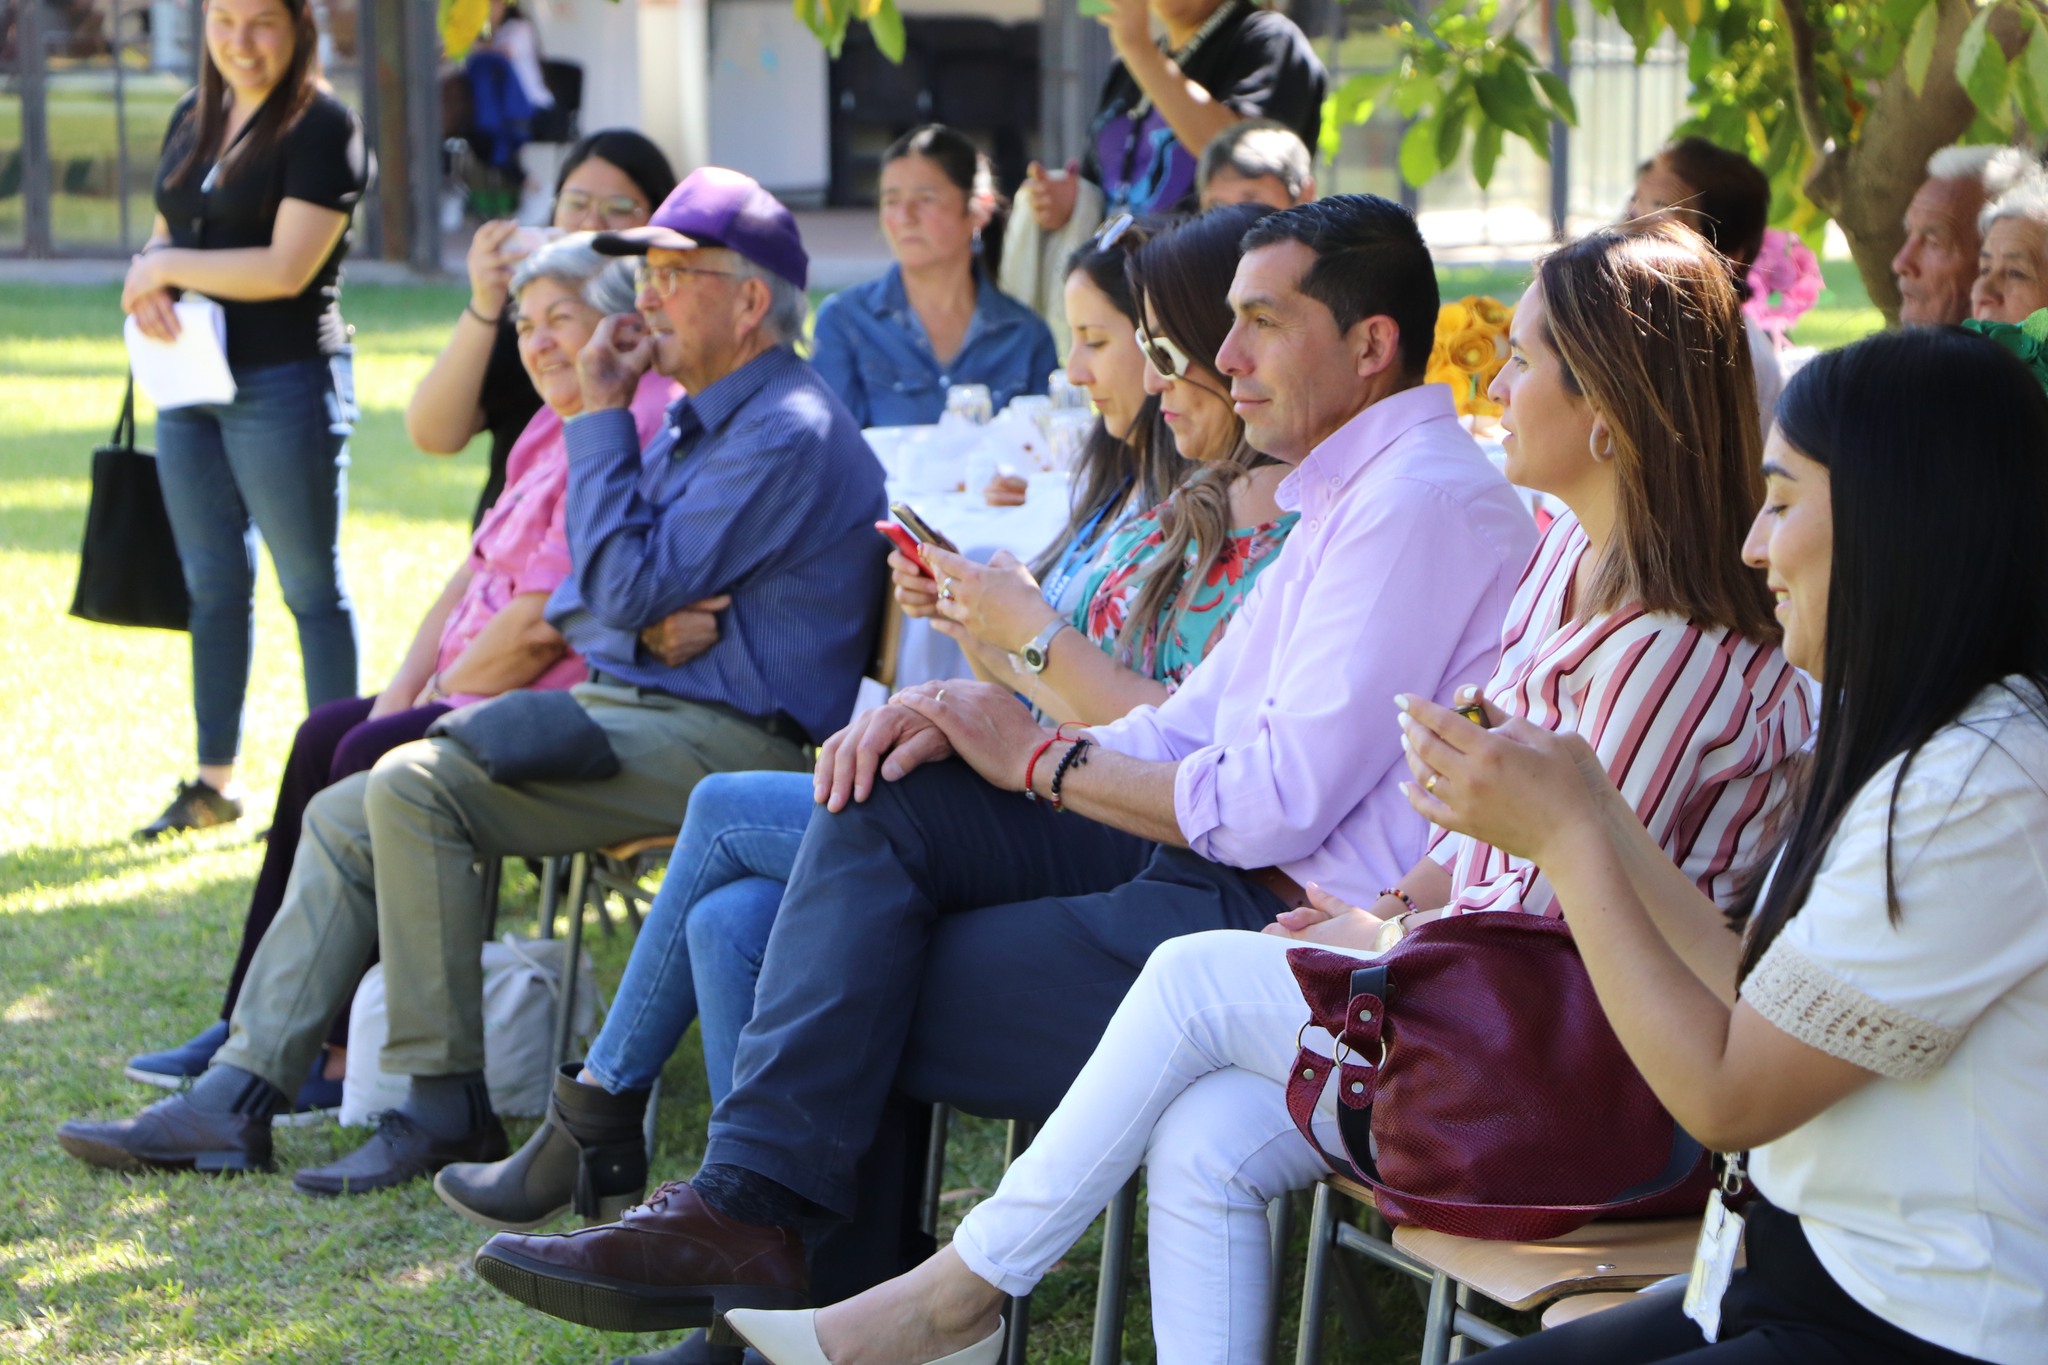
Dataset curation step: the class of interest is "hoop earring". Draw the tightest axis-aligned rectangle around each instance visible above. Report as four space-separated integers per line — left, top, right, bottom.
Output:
1589 429 1614 462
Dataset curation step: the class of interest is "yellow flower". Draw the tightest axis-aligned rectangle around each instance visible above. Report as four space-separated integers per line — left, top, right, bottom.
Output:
440 0 490 58
1435 302 1474 340
1467 295 1511 328
1425 362 1469 397
1445 324 1496 373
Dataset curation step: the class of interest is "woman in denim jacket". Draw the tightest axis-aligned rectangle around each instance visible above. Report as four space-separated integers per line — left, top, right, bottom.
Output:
810 125 1058 427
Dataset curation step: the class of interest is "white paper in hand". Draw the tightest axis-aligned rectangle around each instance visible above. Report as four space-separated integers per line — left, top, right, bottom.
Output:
123 297 236 410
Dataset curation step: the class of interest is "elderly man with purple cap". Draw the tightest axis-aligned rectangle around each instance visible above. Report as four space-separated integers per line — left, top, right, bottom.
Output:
55 169 890 1197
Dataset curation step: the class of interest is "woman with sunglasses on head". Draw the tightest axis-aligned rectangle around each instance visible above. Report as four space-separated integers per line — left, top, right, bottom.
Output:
723 220 1812 1365
811 126 1057 429
900 200 1296 725
406 128 675 524
1406 329 2048 1364
435 207 1295 1266
124 0 370 840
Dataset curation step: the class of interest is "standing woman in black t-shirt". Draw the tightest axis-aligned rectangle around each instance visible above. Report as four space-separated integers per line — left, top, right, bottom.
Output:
124 0 370 839
404 129 674 524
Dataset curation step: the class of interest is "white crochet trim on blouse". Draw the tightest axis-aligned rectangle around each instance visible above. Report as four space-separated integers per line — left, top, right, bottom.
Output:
1744 938 1965 1082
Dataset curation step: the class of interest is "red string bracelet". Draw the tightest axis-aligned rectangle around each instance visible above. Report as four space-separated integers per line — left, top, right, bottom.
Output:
1023 734 1059 801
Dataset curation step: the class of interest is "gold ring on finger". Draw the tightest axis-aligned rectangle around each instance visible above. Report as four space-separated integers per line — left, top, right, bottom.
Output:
1425 773 1440 793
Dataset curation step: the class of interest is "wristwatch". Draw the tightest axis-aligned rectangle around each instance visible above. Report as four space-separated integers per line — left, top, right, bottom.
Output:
1017 619 1069 674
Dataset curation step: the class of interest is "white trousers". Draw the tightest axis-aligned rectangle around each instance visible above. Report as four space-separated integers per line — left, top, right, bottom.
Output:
952 929 1368 1365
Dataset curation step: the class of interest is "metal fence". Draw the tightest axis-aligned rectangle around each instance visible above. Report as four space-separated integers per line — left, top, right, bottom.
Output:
1317 0 1691 252
0 0 367 257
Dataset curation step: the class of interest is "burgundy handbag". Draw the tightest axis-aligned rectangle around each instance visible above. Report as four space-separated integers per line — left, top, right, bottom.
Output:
1285 912 1713 1241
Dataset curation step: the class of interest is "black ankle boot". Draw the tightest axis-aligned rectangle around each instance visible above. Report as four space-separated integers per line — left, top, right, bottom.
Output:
433 1065 648 1231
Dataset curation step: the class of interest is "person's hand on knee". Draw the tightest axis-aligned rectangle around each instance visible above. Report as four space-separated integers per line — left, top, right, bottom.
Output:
814 701 955 812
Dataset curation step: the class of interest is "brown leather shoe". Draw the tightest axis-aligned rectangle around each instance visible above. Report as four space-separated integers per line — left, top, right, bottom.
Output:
473 1181 807 1334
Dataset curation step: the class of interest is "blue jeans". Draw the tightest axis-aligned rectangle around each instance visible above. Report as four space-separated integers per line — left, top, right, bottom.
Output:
155 353 359 766
584 770 813 1105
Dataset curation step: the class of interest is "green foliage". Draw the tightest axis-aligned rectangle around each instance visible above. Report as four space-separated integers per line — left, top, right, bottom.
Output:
1328 0 2044 232
793 0 907 60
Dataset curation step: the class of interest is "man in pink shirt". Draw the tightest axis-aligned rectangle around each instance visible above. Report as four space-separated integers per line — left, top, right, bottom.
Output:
471 196 1538 1334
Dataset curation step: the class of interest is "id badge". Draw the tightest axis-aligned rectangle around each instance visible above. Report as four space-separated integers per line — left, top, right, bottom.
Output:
1680 1189 1744 1342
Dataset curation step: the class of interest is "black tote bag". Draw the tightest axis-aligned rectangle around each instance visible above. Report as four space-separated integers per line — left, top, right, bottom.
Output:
68 377 191 631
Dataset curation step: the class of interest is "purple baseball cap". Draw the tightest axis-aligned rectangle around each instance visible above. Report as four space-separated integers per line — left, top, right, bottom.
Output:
592 166 808 290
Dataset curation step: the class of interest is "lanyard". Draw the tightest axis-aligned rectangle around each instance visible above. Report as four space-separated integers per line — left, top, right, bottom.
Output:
191 99 264 237
1042 478 1136 609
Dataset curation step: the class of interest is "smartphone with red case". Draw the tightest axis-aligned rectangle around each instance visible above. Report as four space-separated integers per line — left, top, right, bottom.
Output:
890 501 959 554
875 521 935 578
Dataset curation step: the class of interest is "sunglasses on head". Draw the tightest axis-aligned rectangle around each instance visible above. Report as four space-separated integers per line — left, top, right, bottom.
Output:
1135 322 1197 382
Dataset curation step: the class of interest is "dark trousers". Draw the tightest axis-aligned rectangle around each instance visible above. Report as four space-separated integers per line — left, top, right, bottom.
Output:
1482 1202 1991 1364
219 694 451 1045
701 759 1286 1220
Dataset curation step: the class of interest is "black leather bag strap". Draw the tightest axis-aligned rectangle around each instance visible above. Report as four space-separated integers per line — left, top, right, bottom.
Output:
113 374 138 451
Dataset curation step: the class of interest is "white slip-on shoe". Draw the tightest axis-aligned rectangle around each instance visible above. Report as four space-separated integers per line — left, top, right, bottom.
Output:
723 1308 1006 1365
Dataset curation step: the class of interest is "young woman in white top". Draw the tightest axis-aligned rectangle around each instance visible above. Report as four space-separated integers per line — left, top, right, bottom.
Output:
727 223 1815 1365
1404 327 2048 1362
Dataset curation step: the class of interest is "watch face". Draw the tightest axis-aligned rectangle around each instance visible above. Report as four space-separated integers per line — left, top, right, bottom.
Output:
1023 646 1048 672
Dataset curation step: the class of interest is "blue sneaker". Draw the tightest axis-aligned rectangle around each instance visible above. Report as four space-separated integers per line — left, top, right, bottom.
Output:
124 1020 229 1089
274 1052 344 1129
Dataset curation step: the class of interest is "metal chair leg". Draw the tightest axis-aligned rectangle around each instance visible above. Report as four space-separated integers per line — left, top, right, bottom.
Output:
1264 1193 1295 1356
1448 1283 1474 1361
480 858 502 936
643 1074 662 1166
1294 1181 1339 1365
550 853 590 1073
1088 1174 1140 1364
536 855 561 939
921 1103 953 1240
1002 1119 1035 1365
1419 1271 1458 1365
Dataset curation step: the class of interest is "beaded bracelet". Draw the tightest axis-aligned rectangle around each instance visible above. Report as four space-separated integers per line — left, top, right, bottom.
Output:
1048 737 1092 812
1378 887 1419 915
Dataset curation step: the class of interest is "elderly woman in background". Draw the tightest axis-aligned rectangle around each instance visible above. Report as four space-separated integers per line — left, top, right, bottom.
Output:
407 128 674 522
811 125 1057 428
1971 172 2048 324
121 236 681 1117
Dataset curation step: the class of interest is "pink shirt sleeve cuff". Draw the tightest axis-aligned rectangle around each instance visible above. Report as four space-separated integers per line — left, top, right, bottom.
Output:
1172 746 1225 856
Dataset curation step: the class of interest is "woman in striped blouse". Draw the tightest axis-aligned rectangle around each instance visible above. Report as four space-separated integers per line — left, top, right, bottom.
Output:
725 221 1812 1365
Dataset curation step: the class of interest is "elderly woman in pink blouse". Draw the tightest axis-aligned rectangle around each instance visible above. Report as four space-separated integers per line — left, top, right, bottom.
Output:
121 235 679 1116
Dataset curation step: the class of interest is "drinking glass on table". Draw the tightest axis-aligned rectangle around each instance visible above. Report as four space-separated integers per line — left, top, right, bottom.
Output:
945 382 994 426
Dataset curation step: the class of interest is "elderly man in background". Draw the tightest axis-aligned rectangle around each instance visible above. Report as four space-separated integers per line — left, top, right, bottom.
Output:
1197 117 1317 211
1970 172 2048 324
1893 144 2032 326
56 168 890 1197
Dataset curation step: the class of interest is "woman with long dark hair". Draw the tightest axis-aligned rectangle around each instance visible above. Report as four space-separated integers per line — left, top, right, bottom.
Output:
125 0 369 839
723 221 1813 1365
1411 328 2048 1363
407 127 675 522
809 124 1057 427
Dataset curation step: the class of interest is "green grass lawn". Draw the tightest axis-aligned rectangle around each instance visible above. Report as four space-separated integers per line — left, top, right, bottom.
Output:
0 271 1881 1364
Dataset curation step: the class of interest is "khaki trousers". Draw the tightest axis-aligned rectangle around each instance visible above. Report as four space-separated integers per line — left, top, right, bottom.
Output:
212 682 810 1095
